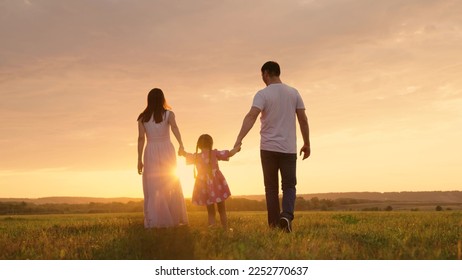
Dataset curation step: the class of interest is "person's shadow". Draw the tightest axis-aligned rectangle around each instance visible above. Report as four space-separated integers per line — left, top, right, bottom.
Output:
93 222 195 259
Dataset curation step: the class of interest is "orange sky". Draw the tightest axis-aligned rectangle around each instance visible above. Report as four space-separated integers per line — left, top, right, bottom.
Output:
1 0 461 198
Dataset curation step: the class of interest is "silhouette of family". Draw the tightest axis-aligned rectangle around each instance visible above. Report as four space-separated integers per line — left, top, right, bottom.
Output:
137 61 310 233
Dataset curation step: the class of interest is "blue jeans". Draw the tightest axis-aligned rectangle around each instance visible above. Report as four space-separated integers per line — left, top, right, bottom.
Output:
260 150 297 227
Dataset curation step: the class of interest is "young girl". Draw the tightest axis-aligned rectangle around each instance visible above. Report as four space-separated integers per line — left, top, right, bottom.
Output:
179 134 240 228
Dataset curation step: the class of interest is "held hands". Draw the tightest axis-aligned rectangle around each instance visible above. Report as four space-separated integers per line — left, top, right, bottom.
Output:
230 142 242 157
299 144 311 160
178 146 185 157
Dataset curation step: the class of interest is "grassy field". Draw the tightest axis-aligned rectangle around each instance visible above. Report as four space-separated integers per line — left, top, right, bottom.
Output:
1 211 461 260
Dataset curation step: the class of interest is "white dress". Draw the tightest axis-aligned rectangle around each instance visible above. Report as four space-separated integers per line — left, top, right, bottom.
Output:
142 111 188 228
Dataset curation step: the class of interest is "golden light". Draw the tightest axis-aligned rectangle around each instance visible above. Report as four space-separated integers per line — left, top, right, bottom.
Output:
175 160 195 198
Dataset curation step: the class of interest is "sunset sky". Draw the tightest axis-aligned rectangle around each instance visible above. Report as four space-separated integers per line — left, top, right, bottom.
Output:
1 0 461 198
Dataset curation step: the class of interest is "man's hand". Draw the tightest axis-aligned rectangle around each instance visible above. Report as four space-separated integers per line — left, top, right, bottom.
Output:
230 143 242 157
299 144 311 160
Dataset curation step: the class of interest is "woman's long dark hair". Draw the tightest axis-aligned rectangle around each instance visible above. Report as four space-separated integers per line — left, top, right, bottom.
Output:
194 134 213 178
137 88 171 123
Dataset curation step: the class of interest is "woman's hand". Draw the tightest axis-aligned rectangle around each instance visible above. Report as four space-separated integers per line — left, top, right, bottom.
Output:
137 160 144 175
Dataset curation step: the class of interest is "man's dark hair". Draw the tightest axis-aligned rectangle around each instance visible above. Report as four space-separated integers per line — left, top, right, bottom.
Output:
261 61 281 77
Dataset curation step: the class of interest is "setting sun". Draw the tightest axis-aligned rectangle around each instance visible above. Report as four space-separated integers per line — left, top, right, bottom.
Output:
176 160 195 198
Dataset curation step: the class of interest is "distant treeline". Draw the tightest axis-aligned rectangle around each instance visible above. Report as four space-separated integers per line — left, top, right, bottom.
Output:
0 201 144 215
0 197 389 215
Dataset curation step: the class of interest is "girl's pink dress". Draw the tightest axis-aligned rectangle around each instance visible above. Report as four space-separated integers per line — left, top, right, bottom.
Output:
184 150 232 205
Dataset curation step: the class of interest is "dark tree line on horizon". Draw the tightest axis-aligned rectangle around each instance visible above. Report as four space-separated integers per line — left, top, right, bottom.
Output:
0 197 457 215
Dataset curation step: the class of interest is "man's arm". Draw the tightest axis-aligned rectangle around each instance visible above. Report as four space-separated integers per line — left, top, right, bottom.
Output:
296 108 311 160
234 106 261 148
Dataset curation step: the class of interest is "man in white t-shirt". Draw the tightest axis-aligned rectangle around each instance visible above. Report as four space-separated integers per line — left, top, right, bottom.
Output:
234 61 311 232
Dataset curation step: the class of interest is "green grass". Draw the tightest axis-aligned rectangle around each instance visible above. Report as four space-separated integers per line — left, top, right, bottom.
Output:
1 211 461 260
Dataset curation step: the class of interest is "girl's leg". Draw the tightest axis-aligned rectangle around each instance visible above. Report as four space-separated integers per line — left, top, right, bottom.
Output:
217 201 228 229
206 204 216 226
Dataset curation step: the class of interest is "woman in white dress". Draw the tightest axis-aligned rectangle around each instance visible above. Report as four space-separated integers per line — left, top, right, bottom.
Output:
137 88 188 228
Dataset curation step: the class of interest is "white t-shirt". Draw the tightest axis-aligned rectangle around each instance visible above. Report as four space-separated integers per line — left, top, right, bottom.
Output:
252 83 305 154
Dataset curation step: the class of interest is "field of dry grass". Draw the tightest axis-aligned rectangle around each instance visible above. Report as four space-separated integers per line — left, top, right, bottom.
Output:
1 211 461 260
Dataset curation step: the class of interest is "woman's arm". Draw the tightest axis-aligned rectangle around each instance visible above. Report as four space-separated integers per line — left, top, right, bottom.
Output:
168 111 185 153
137 120 146 174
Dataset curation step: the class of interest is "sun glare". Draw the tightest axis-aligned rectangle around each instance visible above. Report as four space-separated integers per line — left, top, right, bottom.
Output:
176 160 195 198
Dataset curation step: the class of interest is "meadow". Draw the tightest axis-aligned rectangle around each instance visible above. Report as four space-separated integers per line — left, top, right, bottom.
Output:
1 211 461 260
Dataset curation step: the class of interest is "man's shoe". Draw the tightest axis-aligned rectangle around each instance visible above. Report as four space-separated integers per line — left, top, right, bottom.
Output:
279 217 292 233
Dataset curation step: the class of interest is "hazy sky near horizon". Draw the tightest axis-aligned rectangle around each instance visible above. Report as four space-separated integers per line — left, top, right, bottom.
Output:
1 0 461 198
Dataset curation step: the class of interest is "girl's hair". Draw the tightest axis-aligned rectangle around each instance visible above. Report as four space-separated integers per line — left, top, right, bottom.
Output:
194 134 213 178
137 88 171 123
